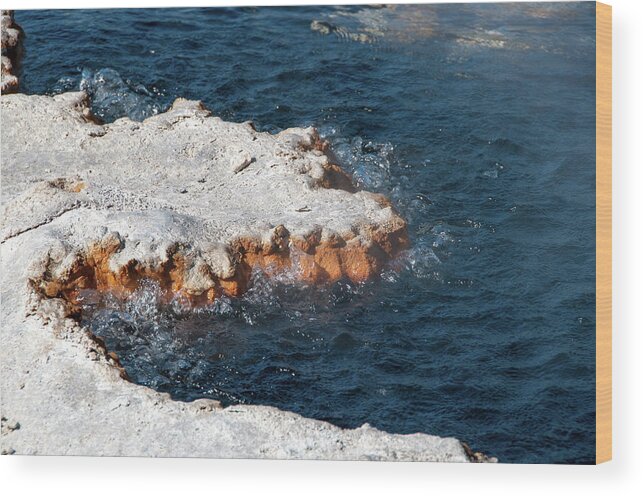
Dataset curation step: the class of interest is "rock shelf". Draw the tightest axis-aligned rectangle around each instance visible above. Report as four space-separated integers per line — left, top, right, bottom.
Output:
2 92 409 307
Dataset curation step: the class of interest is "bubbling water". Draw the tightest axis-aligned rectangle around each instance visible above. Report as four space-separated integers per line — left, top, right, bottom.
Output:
80 254 439 406
50 67 166 122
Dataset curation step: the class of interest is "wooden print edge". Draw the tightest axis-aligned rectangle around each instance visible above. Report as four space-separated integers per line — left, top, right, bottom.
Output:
595 1 612 465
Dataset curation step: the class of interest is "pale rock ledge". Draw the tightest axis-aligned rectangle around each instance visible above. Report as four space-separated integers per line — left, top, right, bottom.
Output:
2 91 409 303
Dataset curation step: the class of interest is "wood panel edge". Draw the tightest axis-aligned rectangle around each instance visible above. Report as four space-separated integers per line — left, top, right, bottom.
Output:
595 0 612 465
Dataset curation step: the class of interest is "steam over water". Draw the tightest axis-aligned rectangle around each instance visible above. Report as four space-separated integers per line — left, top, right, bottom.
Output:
18 3 596 463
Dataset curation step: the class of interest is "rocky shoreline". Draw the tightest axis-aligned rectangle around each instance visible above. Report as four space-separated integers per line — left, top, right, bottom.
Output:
0 11 494 462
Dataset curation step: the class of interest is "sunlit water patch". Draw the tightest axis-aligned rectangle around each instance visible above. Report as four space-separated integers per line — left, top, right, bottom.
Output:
19 3 596 463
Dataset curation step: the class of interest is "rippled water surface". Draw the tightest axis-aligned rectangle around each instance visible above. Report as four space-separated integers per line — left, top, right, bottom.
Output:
17 3 596 463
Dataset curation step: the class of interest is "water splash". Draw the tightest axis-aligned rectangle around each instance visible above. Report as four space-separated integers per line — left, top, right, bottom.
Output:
79 67 164 122
330 135 395 192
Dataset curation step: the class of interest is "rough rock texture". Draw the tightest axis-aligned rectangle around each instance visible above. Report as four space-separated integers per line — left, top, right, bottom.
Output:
0 91 485 461
2 92 409 305
0 11 22 94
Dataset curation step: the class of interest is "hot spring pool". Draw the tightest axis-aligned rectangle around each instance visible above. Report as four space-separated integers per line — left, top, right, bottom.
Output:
18 3 596 463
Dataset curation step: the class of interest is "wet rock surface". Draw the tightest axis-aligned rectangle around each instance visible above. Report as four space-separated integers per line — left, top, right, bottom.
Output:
0 89 477 461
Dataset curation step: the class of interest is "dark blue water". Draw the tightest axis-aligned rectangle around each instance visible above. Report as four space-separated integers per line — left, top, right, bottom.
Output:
17 3 596 464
